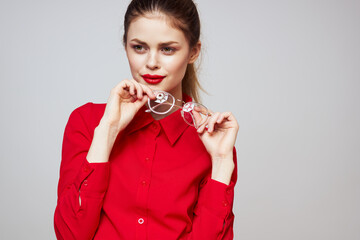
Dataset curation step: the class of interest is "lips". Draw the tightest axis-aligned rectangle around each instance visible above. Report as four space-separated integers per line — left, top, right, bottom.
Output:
142 74 165 84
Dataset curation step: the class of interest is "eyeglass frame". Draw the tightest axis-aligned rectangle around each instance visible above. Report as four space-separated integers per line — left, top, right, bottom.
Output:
145 90 211 128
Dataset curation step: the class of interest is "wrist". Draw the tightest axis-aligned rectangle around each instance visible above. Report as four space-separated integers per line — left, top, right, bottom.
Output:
211 151 233 162
96 121 120 140
86 124 118 163
211 159 234 185
98 118 123 133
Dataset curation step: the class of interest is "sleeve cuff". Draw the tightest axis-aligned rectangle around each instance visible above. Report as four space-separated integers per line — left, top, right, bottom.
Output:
74 158 110 195
202 178 235 219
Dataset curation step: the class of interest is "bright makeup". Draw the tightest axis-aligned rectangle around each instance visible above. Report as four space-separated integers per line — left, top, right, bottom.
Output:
142 74 165 84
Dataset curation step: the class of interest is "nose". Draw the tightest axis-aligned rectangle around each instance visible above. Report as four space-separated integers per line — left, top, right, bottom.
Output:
146 51 160 70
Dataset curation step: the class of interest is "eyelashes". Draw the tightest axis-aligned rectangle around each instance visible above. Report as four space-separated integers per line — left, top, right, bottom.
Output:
131 45 176 55
161 47 175 54
131 45 146 54
133 45 144 52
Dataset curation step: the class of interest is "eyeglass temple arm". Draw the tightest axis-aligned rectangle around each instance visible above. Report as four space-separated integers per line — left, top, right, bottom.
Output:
145 100 182 112
145 99 184 112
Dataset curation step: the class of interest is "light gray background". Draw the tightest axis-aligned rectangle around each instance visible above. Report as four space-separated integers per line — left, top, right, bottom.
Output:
0 0 359 239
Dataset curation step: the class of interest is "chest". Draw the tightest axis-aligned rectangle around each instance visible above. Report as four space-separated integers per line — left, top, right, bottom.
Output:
106 124 212 207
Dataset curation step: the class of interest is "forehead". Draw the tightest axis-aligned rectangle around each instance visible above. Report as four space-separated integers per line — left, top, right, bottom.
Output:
127 13 188 44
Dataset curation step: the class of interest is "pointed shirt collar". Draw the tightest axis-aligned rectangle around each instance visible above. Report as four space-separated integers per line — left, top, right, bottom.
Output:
124 93 193 146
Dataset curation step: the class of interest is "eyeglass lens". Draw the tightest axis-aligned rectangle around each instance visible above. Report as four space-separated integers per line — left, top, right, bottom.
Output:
181 103 209 128
147 91 176 115
147 90 209 128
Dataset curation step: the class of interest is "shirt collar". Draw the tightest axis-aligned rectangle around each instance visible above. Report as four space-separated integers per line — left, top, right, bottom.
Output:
124 93 193 146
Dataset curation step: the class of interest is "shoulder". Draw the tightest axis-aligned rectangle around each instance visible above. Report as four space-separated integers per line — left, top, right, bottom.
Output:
71 102 105 114
66 102 106 135
70 102 105 120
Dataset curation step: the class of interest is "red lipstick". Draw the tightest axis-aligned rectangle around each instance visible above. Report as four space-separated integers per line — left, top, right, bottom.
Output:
142 74 165 84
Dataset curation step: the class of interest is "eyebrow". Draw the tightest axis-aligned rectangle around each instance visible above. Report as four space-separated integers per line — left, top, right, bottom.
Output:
130 38 180 46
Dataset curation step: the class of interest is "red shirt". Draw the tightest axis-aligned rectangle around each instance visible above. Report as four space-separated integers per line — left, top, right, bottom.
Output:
54 95 237 240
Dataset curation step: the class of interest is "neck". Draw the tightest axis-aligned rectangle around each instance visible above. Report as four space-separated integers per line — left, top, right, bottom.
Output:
150 108 178 120
169 83 183 103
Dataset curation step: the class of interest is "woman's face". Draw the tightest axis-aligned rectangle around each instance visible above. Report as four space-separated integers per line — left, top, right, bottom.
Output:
125 13 199 99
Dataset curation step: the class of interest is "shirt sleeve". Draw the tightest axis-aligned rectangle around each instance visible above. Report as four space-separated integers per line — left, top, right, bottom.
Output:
188 147 238 240
54 102 110 240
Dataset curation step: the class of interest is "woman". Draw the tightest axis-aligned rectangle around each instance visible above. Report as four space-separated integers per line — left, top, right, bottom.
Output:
54 0 239 239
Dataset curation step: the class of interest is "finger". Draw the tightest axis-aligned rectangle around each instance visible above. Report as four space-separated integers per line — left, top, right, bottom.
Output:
112 79 128 93
206 109 215 122
217 112 231 123
219 112 238 127
224 112 240 130
194 105 208 115
131 80 144 100
196 116 210 133
192 110 203 127
110 79 134 100
226 112 236 122
140 84 156 99
134 94 148 109
207 112 221 133
122 80 135 96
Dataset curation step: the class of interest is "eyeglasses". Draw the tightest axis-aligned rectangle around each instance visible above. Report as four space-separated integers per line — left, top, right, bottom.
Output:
145 90 211 129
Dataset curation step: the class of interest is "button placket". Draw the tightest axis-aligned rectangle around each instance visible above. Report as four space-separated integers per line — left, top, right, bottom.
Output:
135 125 157 238
138 218 145 224
83 166 89 172
150 122 161 136
145 157 151 164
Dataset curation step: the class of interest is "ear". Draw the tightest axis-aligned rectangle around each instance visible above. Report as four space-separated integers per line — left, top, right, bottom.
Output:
188 41 201 64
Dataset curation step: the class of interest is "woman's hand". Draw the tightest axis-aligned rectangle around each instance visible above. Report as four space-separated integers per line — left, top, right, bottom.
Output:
87 79 155 164
100 79 156 133
196 111 239 184
197 111 239 158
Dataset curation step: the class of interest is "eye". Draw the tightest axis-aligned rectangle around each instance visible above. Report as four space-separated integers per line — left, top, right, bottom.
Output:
133 45 146 53
162 47 175 55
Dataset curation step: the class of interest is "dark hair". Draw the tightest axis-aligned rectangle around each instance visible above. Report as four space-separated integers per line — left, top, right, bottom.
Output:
123 0 204 102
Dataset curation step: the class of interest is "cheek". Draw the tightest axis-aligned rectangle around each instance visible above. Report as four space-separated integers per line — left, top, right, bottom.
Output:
128 52 145 72
162 55 189 75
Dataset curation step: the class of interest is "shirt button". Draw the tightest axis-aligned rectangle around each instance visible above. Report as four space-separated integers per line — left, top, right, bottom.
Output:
138 218 144 224
152 124 158 129
145 157 150 162
83 166 89 172
222 200 229 207
226 189 232 194
141 180 147 186
83 180 88 186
